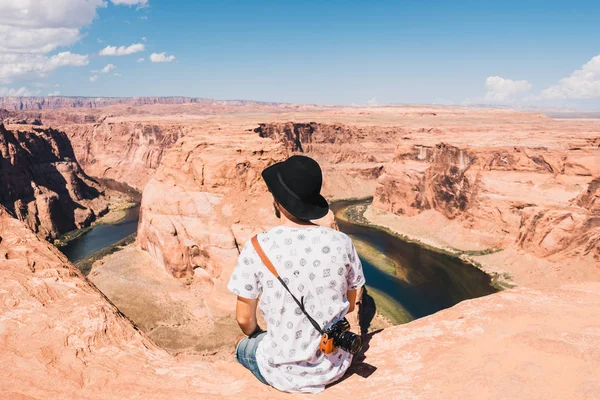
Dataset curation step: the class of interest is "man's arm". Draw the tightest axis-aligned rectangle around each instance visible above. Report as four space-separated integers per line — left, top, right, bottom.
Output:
235 296 260 336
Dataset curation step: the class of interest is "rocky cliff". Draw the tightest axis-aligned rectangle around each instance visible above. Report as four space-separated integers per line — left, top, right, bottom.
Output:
136 121 403 279
1 105 600 398
1 206 599 399
136 126 289 278
0 123 108 240
254 122 404 199
60 118 184 190
374 141 600 263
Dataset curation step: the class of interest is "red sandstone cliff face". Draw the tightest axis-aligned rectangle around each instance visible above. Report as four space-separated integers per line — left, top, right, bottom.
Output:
374 139 600 262
60 119 183 190
136 128 289 278
137 122 395 280
254 122 404 199
0 123 108 240
1 206 599 399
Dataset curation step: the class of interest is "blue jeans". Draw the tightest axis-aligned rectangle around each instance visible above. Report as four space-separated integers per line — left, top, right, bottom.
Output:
235 331 269 385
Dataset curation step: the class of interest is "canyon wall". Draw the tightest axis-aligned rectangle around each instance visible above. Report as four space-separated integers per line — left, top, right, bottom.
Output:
1 105 600 398
136 127 289 279
373 134 600 267
1 205 599 399
254 122 405 199
58 118 184 190
0 123 108 240
137 121 402 280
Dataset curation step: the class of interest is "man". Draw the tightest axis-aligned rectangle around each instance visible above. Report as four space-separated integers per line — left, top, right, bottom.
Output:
227 155 365 394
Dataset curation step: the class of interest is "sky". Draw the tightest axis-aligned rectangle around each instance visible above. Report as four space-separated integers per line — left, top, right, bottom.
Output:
0 0 600 108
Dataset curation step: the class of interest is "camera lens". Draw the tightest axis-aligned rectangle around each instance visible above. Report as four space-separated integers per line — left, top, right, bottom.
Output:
333 330 362 355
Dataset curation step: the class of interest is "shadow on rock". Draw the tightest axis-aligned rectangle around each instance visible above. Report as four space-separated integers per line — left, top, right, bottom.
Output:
327 329 381 388
358 287 377 335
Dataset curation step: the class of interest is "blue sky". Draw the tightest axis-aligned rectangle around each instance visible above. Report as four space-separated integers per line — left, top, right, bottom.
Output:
1 0 600 108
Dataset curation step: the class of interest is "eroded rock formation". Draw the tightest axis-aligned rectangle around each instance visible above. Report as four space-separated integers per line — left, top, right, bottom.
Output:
136 128 289 278
136 121 398 280
62 119 184 190
2 104 600 398
373 115 600 269
1 205 599 399
0 123 108 240
254 122 404 199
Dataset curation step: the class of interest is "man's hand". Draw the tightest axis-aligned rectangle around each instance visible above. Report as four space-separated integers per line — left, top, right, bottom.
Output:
235 296 259 336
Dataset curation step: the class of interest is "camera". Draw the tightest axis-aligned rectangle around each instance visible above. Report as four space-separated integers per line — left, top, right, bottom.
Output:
319 318 362 355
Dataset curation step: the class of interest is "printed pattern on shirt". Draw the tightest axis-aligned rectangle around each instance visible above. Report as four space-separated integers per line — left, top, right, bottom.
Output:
227 225 365 394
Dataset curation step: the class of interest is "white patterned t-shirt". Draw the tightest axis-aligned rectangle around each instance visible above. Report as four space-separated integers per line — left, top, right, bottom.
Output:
227 225 365 394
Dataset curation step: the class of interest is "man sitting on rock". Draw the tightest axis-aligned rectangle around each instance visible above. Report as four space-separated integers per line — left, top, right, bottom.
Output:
227 155 365 393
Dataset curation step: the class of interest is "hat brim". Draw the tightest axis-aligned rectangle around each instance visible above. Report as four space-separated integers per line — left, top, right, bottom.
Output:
262 162 329 221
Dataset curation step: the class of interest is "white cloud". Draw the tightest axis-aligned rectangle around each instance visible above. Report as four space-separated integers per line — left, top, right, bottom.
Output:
150 52 175 63
89 75 98 82
48 90 60 96
0 52 88 84
113 72 122 77
0 25 81 54
0 0 146 86
366 97 378 106
0 0 106 29
111 0 149 6
484 76 532 102
140 16 148 20
142 36 147 41
0 86 35 96
137 58 145 62
99 43 145 56
100 63 116 73
541 55 600 100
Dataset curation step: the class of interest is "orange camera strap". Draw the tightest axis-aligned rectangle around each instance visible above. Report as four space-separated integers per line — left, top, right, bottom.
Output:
251 235 324 335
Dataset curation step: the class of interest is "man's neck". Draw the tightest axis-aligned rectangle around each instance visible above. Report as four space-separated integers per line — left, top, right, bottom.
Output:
279 215 316 228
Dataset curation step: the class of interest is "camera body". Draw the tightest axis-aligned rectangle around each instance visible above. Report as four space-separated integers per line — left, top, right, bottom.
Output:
319 318 362 355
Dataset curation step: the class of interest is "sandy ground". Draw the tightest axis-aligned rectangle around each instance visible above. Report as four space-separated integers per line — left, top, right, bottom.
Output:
88 244 241 356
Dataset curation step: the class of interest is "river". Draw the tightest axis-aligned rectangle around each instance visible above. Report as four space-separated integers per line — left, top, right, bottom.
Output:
58 179 142 264
60 196 497 325
331 200 497 324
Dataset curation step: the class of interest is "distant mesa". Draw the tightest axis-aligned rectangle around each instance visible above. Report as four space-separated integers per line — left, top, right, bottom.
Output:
0 96 285 111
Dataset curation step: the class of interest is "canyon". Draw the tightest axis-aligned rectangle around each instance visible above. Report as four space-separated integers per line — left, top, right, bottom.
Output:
1 101 599 399
0 122 108 240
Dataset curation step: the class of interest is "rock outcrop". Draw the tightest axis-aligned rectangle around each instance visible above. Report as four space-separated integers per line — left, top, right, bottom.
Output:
374 131 600 265
254 122 404 199
1 206 599 399
136 127 289 278
0 123 108 240
61 118 184 190
136 121 400 280
2 104 600 398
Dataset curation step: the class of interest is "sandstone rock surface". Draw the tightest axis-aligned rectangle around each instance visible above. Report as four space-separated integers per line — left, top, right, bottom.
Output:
0 206 600 399
0 123 108 240
254 122 402 199
1 206 599 399
3 104 600 399
369 108 600 285
60 118 184 190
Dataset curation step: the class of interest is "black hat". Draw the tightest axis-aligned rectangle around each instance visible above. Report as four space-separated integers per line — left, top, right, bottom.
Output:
262 155 329 220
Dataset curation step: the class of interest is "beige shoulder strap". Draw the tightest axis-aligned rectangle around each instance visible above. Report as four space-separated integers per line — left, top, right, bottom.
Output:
251 235 279 278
